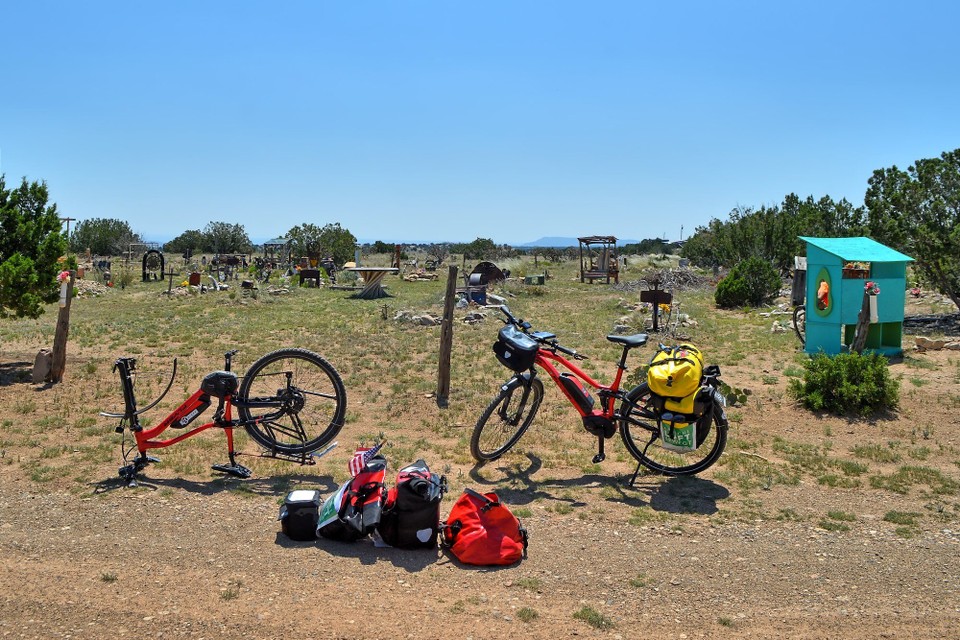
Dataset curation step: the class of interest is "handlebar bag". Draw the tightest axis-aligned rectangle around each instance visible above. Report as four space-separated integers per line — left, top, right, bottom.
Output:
441 489 528 566
377 459 447 549
493 325 538 372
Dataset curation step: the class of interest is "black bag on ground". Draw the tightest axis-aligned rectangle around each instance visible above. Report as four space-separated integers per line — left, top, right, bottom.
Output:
317 456 387 542
377 459 447 549
277 489 322 541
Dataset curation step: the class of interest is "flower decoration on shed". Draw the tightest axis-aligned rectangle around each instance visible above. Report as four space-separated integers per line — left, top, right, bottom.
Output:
864 281 880 295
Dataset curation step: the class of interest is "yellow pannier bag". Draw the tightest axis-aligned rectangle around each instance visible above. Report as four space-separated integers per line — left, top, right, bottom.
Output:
647 344 704 415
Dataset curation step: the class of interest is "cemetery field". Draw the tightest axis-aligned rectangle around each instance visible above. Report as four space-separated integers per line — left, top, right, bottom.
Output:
1 256 958 639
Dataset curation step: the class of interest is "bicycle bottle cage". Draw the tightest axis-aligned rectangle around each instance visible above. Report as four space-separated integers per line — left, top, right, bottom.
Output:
200 371 239 398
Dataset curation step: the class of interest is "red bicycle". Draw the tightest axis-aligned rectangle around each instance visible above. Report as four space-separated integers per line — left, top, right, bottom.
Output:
471 306 729 477
101 348 345 486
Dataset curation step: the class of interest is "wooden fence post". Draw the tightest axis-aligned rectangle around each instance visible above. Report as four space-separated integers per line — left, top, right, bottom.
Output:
437 265 458 407
47 270 75 384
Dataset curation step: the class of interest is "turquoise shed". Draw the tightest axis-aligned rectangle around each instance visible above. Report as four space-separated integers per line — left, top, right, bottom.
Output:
800 236 913 356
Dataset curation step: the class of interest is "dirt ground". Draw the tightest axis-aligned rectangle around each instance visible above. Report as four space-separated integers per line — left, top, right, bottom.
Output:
1 293 959 639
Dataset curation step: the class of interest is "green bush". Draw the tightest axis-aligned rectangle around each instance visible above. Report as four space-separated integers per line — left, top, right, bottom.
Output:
715 257 781 307
788 352 899 416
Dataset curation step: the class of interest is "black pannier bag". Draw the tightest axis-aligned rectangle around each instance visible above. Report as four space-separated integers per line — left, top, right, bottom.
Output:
377 460 447 549
317 456 387 542
277 489 322 541
493 325 538 372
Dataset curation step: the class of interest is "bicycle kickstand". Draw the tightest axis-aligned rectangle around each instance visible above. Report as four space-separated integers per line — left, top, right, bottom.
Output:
628 461 642 487
592 436 606 464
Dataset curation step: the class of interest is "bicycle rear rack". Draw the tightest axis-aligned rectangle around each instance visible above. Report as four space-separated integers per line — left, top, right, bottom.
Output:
256 440 338 466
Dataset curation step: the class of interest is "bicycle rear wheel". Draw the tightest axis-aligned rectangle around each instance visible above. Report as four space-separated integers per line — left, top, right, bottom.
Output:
792 305 806 347
237 348 346 456
618 383 726 476
470 377 543 463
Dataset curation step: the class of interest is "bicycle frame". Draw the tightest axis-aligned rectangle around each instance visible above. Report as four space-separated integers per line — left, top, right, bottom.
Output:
521 334 643 464
105 354 325 486
476 305 729 477
533 349 628 420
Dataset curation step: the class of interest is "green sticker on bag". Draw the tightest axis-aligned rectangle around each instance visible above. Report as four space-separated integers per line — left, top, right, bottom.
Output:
661 419 695 452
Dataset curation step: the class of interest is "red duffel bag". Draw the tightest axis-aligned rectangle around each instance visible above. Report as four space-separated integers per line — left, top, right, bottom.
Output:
441 488 527 566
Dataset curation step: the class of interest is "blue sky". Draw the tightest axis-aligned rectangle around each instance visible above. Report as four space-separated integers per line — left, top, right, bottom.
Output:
2 1 958 245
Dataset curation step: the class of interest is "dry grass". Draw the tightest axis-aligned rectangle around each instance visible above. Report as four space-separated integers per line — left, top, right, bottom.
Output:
0 253 958 535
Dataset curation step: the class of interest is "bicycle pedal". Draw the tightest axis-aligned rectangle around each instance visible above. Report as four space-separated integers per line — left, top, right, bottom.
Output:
146 455 161 463
592 453 605 464
212 463 252 478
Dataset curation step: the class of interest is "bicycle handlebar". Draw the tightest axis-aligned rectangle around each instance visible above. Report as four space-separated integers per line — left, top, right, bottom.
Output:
553 342 583 359
487 305 587 360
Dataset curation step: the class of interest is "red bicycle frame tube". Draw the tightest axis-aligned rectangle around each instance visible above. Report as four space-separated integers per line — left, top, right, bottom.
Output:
534 349 627 418
133 389 237 455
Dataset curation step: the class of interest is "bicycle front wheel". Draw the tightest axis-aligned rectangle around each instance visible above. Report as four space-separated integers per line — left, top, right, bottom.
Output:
237 348 346 456
470 377 543 463
618 383 726 476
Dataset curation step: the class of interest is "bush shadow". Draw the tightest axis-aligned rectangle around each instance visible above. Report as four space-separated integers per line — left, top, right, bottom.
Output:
642 475 729 515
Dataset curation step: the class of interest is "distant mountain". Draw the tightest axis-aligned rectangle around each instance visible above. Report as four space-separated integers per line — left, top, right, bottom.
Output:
519 236 639 248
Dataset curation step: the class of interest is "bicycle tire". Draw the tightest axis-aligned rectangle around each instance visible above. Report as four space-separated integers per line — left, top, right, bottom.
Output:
792 305 806 347
618 382 727 476
470 377 544 463
237 348 346 456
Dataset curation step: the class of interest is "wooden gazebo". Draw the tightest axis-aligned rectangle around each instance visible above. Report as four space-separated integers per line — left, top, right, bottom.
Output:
578 236 619 284
263 236 291 267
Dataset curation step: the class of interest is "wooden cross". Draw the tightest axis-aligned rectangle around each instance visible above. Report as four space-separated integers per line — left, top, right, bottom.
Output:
640 283 673 332
165 266 179 294
60 217 76 236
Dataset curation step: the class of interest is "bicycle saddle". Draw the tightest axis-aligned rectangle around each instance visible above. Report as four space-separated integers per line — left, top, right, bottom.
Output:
606 333 648 348
201 371 239 398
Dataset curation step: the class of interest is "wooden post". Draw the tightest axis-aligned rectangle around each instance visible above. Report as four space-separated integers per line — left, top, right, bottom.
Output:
437 265 458 407
851 292 873 354
393 244 402 270
640 284 672 333
47 270 75 384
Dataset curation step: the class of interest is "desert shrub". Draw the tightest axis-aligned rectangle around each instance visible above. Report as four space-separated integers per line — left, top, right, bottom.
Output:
788 352 899 416
714 257 781 307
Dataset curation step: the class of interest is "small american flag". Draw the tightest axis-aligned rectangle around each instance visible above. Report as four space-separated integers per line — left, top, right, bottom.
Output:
348 441 384 477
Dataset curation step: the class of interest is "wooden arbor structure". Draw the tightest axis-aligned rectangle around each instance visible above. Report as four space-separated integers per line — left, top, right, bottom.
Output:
263 236 291 268
578 236 619 284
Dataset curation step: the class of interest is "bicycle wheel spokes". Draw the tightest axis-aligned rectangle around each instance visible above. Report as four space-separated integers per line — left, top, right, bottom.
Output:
256 411 309 448
471 378 544 463
497 392 529 426
619 383 727 476
238 349 346 455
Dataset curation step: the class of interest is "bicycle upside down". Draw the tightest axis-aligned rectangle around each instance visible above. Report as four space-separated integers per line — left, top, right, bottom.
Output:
101 348 345 486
